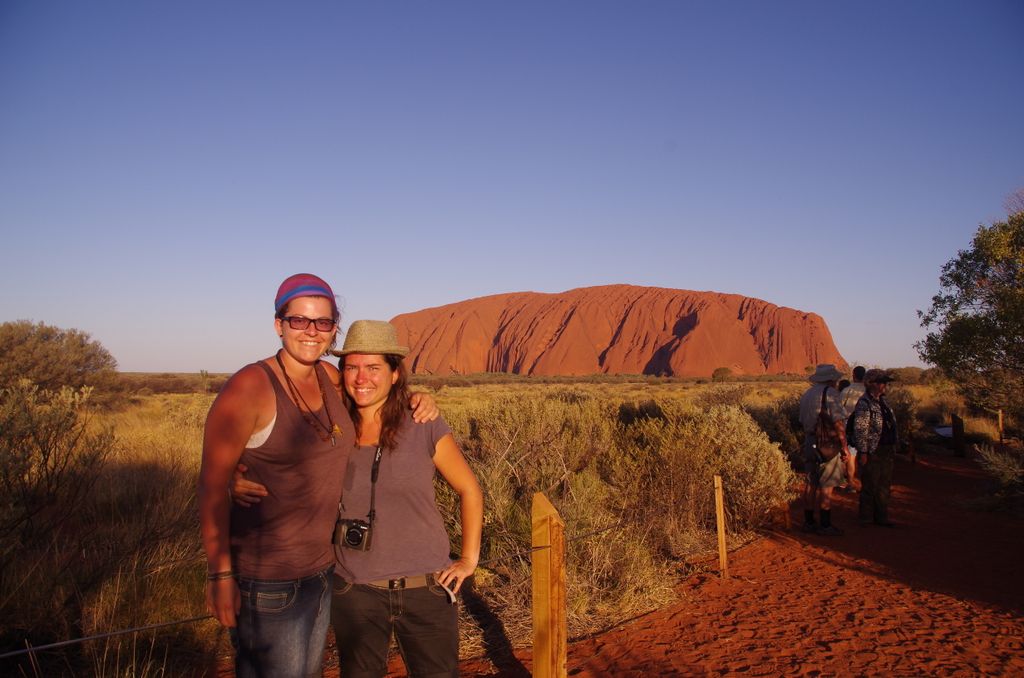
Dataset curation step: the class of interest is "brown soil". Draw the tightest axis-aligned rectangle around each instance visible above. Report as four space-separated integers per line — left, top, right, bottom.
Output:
436 449 1024 676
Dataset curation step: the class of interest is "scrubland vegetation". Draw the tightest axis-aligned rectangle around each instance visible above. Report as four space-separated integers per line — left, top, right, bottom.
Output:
0 385 215 676
0 365 1015 676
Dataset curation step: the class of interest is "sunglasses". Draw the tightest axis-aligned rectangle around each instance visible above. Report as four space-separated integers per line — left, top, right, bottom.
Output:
282 316 336 332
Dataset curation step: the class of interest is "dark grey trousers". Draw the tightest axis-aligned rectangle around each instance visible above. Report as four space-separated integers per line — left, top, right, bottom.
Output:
859 445 895 523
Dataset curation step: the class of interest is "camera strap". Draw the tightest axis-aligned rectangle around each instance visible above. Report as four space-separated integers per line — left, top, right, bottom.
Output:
366 446 383 527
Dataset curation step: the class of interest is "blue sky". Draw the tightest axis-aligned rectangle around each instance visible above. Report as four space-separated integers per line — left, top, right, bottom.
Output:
1 1 1022 373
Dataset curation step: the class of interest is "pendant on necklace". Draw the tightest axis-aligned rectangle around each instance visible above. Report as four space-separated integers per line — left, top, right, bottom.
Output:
331 423 341 446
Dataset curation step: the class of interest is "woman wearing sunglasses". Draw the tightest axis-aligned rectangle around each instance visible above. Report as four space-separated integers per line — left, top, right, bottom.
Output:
198 275 437 678
232 319 483 677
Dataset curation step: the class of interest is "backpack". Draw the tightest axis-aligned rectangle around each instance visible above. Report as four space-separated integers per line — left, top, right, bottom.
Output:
815 387 843 461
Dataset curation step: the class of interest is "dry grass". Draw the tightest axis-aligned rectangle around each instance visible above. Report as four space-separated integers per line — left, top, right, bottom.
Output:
0 391 212 677
16 377 998 675
430 386 799 654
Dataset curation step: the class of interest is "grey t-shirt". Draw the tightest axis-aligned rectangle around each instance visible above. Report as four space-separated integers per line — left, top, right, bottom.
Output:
334 414 453 583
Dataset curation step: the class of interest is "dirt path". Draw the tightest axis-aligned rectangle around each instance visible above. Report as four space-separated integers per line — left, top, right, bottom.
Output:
444 450 1024 676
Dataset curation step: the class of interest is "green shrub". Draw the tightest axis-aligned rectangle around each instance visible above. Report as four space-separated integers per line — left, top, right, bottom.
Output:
0 387 207 676
886 386 920 446
694 384 748 408
743 393 802 464
441 394 676 643
0 321 117 392
0 382 115 671
438 392 796 647
889 367 925 385
712 367 733 382
614 404 797 558
973 443 1024 514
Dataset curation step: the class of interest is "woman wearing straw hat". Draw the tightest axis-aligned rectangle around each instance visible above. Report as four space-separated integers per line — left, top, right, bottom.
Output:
234 319 482 677
198 277 438 678
333 319 482 677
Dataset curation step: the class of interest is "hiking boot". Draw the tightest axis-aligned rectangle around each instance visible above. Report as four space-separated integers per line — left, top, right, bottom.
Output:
800 522 817 533
816 525 844 536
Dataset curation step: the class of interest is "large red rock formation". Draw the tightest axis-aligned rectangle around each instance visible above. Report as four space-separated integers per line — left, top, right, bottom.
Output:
390 284 847 377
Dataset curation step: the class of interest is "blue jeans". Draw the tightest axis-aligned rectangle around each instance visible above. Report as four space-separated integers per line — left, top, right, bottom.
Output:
234 566 333 678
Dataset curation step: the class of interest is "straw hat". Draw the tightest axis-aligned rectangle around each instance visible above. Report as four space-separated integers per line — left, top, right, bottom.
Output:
331 320 409 357
808 364 843 383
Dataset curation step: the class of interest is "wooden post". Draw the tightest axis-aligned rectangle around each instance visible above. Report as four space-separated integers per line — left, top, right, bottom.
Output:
952 414 965 457
714 475 729 580
998 409 1004 446
532 492 566 678
777 499 792 530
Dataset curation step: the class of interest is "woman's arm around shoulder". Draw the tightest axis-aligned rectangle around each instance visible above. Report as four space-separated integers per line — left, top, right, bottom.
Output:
433 433 483 594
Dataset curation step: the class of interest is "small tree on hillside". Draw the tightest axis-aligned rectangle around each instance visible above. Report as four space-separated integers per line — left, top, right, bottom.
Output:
712 367 733 382
917 208 1024 424
0 320 117 391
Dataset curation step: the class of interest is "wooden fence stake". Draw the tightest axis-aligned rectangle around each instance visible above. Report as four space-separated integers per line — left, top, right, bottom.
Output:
998 409 1004 446
714 475 729 580
532 492 566 678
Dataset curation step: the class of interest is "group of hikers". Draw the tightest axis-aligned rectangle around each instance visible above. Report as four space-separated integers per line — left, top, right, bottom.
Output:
198 273 482 678
800 363 900 536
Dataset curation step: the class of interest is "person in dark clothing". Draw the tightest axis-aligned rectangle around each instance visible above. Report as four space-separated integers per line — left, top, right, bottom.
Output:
852 369 899 527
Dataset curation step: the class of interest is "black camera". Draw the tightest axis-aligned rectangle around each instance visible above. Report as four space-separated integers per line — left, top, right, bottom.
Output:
334 518 373 551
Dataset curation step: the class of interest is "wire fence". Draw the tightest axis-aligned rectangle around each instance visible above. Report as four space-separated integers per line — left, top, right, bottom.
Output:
0 521 619 663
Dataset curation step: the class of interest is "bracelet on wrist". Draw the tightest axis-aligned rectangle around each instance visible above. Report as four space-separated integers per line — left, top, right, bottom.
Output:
207 570 235 581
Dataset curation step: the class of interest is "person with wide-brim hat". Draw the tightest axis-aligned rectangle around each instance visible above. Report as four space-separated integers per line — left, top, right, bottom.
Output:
798 363 857 535
199 279 439 678
808 363 844 383
333 319 481 676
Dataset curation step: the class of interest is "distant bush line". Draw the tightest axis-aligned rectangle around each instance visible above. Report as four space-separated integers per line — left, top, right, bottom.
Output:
115 372 229 396
86 365 950 399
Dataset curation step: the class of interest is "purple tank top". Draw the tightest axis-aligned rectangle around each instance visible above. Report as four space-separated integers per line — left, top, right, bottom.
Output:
230 360 354 579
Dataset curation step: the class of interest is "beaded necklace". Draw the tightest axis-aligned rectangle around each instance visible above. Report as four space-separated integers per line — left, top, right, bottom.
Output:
274 351 341 446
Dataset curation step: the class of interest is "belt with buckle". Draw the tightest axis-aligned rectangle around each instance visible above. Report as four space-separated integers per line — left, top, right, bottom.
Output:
367 574 433 590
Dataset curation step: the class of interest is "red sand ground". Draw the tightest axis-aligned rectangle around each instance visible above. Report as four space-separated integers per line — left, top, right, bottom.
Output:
401 450 1024 677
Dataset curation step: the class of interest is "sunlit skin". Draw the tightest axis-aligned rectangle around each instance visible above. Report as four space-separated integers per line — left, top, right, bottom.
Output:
233 352 483 594
866 380 887 399
275 297 338 370
342 353 399 416
198 296 338 628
